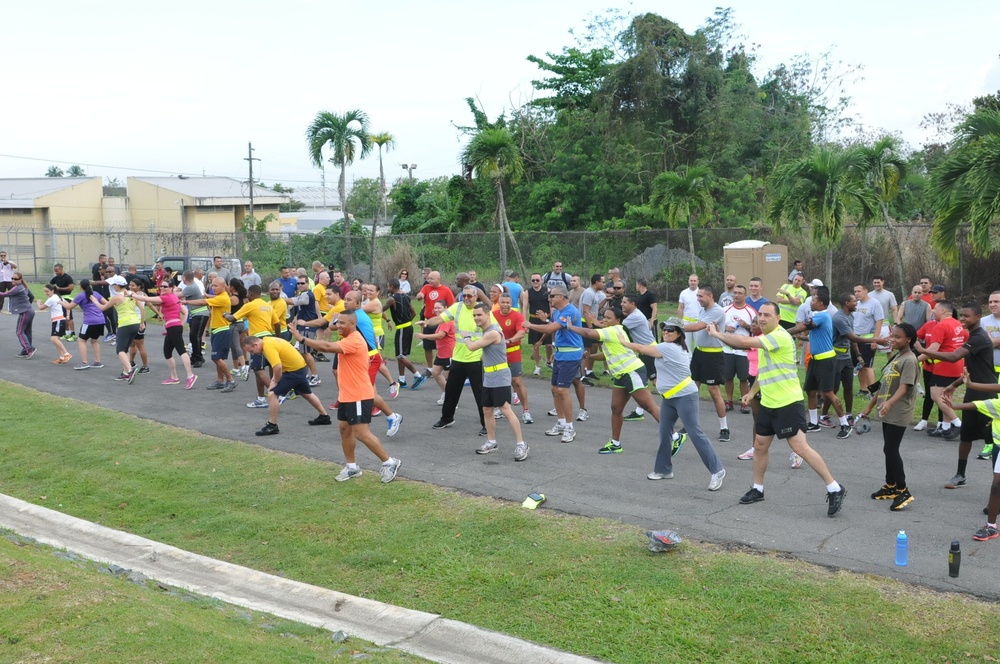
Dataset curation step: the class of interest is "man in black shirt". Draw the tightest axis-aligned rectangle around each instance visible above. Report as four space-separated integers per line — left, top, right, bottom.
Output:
49 263 76 340
525 273 551 375
92 253 108 281
924 303 998 489
634 278 658 341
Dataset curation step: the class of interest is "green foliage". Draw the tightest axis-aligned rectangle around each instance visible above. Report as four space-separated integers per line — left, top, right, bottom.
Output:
45 165 63 177
527 46 614 111
346 177 384 221
66 165 86 177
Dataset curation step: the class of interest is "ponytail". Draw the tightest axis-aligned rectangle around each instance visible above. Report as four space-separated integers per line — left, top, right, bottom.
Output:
80 278 93 299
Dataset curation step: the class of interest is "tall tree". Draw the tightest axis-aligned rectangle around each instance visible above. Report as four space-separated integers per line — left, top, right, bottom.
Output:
857 136 908 292
650 166 714 273
45 166 64 177
66 165 85 177
460 127 527 278
767 146 877 285
369 132 395 280
306 110 372 274
930 108 1000 261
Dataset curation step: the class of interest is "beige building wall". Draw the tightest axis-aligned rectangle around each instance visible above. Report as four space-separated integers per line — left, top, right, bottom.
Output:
38 178 104 228
127 177 191 230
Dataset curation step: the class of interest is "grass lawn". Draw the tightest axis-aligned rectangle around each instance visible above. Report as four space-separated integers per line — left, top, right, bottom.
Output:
1 381 998 663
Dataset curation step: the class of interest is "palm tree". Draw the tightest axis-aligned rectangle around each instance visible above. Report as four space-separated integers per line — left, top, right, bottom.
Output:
930 108 1000 261
45 166 64 177
767 146 877 285
857 136 908 293
650 166 714 274
369 132 395 280
306 110 372 274
460 127 527 278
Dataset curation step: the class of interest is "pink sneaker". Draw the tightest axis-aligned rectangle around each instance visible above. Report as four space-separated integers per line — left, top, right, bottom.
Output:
162 377 181 385
737 448 755 460
790 453 803 469
185 374 198 390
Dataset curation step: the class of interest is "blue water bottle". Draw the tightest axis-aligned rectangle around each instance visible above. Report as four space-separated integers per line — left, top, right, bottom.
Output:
895 530 908 566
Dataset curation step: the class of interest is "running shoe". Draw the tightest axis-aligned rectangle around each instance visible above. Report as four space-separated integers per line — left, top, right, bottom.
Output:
478 427 488 436
737 447 754 460
871 484 898 500
185 375 198 390
944 473 967 489
547 408 558 416
623 410 645 422
247 397 268 408
115 372 129 381
719 428 731 442
240 365 250 381
818 415 835 428
598 440 623 454
205 381 225 390
576 409 589 421
308 414 332 425
913 420 928 431
255 422 279 436
512 392 520 406
411 373 427 390
671 433 687 457
545 425 563 436
436 393 446 405
889 488 913 511
739 488 764 504
126 366 138 384
708 469 726 491
973 525 999 541
560 428 576 443
73 363 90 370
943 427 961 441
380 458 401 483
836 425 852 440
532 365 541 376
386 413 403 437
335 467 362 482
740 403 750 414
90 362 104 369
26 348 36 359
308 375 322 387
806 423 821 433
580 375 597 386
724 400 734 412
389 382 399 399
370 406 380 415
978 443 994 460
137 366 150 374
493 408 504 420
161 377 181 385
513 442 529 461
826 485 847 516
790 453 803 469
476 441 498 455
221 381 237 393
432 419 455 429
521 411 534 424
647 471 674 480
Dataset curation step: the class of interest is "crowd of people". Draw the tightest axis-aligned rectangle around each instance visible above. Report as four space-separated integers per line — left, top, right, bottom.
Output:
3 252 1000 542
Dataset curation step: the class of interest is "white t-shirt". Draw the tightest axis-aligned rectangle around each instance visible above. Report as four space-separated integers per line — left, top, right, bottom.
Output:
45 294 66 320
678 288 701 322
980 314 1000 366
723 304 756 356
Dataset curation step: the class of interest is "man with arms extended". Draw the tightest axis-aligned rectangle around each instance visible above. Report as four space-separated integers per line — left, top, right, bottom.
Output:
493 292 532 424
415 270 455 375
682 285 730 441
708 302 847 516
243 335 331 436
852 283 885 394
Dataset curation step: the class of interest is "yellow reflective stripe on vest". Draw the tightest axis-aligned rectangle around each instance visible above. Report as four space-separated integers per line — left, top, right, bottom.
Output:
834 347 848 353
368 348 379 356
696 346 723 353
812 350 835 360
556 346 582 353
661 376 693 399
506 345 519 353
211 326 230 334
254 331 274 338
484 362 509 373
395 321 412 329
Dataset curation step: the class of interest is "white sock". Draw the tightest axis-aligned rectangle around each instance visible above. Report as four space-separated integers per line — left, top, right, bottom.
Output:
488 439 497 445
839 415 849 426
612 439 620 446
719 416 728 429
753 483 764 493
951 419 962 427
809 409 818 425
942 423 951 430
827 481 842 493
635 407 645 415
558 418 567 427
347 462 359 469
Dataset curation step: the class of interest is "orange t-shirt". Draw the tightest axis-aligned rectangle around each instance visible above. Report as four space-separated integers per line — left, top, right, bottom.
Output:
337 330 374 402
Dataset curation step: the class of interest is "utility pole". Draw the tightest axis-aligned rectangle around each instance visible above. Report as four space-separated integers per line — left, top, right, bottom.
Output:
244 142 260 223
401 163 417 183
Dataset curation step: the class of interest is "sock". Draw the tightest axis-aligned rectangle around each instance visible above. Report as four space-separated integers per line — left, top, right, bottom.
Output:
671 432 680 442
347 462 359 469
826 481 842 493
381 457 396 466
753 483 764 493
839 415 849 426
950 418 962 426
611 439 620 446
809 409 818 425
989 522 998 529
958 459 968 477
942 422 951 430
719 416 728 429
488 439 497 445
635 407 645 415
558 418 567 427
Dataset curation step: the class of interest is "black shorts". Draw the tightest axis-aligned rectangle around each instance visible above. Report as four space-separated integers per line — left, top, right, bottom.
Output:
834 361 853 390
859 342 877 368
50 320 66 337
930 373 959 388
422 324 439 351
211 329 232 361
115 324 141 355
690 349 724 385
338 398 374 425
527 326 548 345
723 353 750 382
779 320 795 330
960 406 991 443
434 356 452 369
163 325 187 359
481 385 512 408
134 326 145 341
394 325 413 358
612 368 648 393
755 401 808 440
804 356 836 392
78 322 104 341
272 367 312 398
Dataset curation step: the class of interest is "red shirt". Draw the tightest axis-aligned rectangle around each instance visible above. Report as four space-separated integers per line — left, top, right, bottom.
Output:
493 309 526 363
917 320 937 372
921 293 935 308
928 317 967 377
418 284 455 318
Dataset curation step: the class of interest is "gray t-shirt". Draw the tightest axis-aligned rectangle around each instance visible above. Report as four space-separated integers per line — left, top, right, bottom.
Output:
214 266 234 284
623 309 655 345
832 310 854 362
654 343 698 398
870 289 897 325
693 303 725 349
579 288 606 323
853 297 884 336
980 314 1000 366
481 324 511 388
182 282 208 316
901 299 931 330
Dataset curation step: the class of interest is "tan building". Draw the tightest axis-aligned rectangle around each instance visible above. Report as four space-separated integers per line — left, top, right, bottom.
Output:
128 177 287 234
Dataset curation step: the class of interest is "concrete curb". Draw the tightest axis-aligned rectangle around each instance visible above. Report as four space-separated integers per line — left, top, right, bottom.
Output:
0 493 600 664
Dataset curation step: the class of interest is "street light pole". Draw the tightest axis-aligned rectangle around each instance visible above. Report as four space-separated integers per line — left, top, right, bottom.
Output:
400 163 417 183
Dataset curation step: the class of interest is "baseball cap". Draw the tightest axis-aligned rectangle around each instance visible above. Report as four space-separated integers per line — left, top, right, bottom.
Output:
931 285 947 293
107 275 127 287
808 278 824 287
660 317 684 333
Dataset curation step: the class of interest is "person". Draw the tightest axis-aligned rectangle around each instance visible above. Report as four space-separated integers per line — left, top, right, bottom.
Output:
125 279 151 375
90 275 141 383
243 335 332 436
385 278 425 389
397 269 412 294
922 302 998 489
622 317 725 489
419 285 488 434
223 284 280 404
746 277 768 312
282 275 322 388
542 261 572 291
569 307 662 455
415 271 456 374
467 269 487 296
677 274 701 344
722 284 756 414
918 301 967 441
462 302 529 461
351 277 363 292
523 286 587 443
333 270 351 299
913 313 941 434
133 281 198 389
296 311 401 483
212 256 233 284
859 323 920 511
0 250 17 314
621 294 658 419
312 272 332 348
898 285 931 329
634 278 658 340
500 271 523 313
682 285 730 441
708 302 847 517
185 277 237 392
180 270 208 367
525 273 552 374
415 301 454 405
38 284 72 364
268 281 290 341
49 263 76 341
852 284 885 394
361 282 398 394
488 284 503 311
579 274 607 383
718 274 737 308
788 259 803 283
277 266 297 298
493 293 532 423
776 273 807 331
870 276 899 351
568 275 585 308
64 279 106 369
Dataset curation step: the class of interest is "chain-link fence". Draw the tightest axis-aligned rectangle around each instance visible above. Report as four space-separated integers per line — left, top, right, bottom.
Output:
2 223 987 303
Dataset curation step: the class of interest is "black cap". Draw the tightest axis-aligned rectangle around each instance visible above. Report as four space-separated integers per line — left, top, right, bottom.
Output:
931 285 947 293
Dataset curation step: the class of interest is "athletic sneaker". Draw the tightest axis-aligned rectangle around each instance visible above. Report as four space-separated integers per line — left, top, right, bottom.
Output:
380 458 401 483
724 400 733 412
221 381 237 393
871 484 899 500
185 375 198 390
411 374 427 390
826 485 847 516
476 441 498 455
436 393 446 405
547 408 558 416
74 363 90 370
576 409 589 422
25 348 36 359
739 488 764 504
560 428 576 443
137 366 150 374
205 381 225 390
240 365 250 381
335 467 362 482
161 377 181 385
247 397 268 408
532 366 541 376
719 428 731 442
386 413 403 437
478 427 488 436
928 425 945 438
671 433 687 457
623 410 645 422
790 452 803 469
255 422 279 436
818 415 835 428
647 471 674 480
493 408 504 420
836 425 852 440
581 375 597 386
545 425 564 436
513 442 529 461
978 443 994 460
521 411 533 424
90 362 104 369
945 473 967 489
598 440 622 454
806 423 821 433
943 427 961 441
308 375 322 387
104 334 116 343
890 488 913 511
114 372 129 381
308 414 332 425
278 395 288 406
740 403 750 414
432 419 455 429
708 469 726 491
397 380 406 388
737 447 754 460
512 393 520 406
389 382 400 399
913 420 928 431
972 525 999 541
126 366 138 385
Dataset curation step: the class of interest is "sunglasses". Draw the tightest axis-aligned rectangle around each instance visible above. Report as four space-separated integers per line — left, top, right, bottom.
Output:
298 281 308 285
12 277 21 281
531 279 541 283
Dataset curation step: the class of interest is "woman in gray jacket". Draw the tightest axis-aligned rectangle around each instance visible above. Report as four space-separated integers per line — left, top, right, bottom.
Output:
0 272 35 357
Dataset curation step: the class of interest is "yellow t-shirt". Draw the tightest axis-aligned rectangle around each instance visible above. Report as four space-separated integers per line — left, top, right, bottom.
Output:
323 301 346 340
233 298 278 337
207 291 232 332
269 297 288 333
313 284 329 313
261 336 306 373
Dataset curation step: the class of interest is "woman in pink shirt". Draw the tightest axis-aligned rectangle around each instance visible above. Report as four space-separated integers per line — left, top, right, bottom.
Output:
132 282 197 389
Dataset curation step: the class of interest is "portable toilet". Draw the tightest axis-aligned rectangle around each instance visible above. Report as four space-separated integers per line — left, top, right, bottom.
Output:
723 240 788 302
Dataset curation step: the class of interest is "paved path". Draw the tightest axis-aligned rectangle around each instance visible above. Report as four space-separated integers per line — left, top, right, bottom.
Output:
0 313 993 602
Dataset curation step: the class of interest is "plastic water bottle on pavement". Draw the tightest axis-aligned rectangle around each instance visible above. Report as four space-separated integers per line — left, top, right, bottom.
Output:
895 530 908 567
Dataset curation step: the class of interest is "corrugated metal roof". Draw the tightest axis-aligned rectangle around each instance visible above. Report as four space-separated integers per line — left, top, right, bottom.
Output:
0 177 101 207
130 177 287 203
287 186 341 208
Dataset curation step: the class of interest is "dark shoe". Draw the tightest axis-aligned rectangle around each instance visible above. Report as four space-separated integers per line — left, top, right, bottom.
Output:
478 427 488 436
826 484 847 516
871 484 898 500
740 403 750 414
739 488 764 505
432 419 455 429
806 423 821 433
623 410 645 422
942 427 961 441
836 425 852 440
944 473 967 489
581 375 596 386
724 400 734 412
126 366 139 385
973 525 999 541
818 415 835 428
889 488 913 511
255 422 279 436
719 428 730 442
308 414 332 426
928 426 945 438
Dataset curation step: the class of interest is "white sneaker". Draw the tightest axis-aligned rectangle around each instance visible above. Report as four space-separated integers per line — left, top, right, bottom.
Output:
386 413 403 437
246 397 267 408
436 393 446 405
512 393 520 406
335 467 362 482
513 442 529 461
708 468 726 491
790 453 803 469
308 375 321 387
476 441 498 455
737 448 755 460
913 420 928 431
561 428 576 443
576 409 589 422
532 366 541 376
545 424 564 436
521 411 534 424
493 408 503 420
547 408 558 416
647 471 674 480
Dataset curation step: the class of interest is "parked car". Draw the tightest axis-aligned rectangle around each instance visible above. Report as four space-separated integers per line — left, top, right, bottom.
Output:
153 256 242 280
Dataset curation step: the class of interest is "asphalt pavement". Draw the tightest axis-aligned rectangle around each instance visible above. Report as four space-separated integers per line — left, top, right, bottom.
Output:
1 312 995 603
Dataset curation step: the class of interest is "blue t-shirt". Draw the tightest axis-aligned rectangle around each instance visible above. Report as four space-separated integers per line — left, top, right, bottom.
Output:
354 310 377 351
746 295 768 310
502 281 523 311
553 304 584 361
280 276 298 298
809 311 834 356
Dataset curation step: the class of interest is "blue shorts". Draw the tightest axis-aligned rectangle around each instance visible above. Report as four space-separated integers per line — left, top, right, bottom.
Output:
272 367 311 398
551 359 581 388
211 328 232 361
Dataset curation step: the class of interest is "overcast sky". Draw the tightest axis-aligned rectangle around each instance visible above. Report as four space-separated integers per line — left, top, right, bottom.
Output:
2 0 998 191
